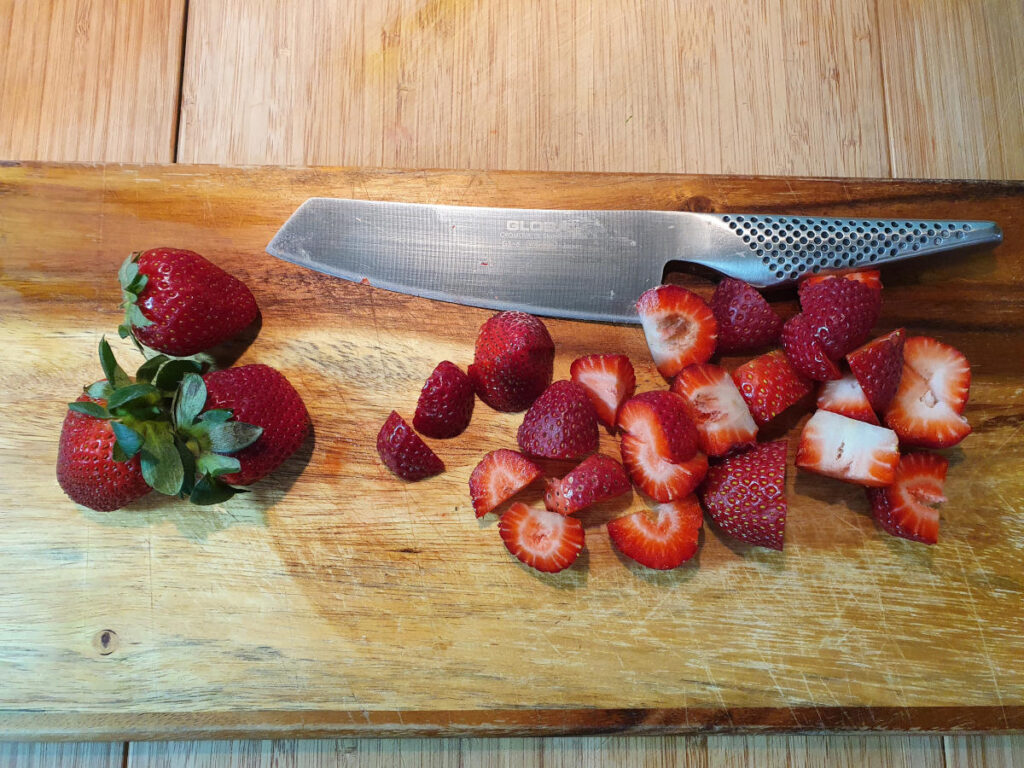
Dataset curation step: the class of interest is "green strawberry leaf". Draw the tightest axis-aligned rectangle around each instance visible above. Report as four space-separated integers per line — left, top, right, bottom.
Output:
98 338 131 389
127 273 148 295
117 254 140 290
188 474 239 506
125 303 153 329
117 323 132 339
85 381 114 400
112 442 129 462
68 401 111 419
139 425 184 496
176 438 197 496
198 409 233 423
197 453 241 477
135 355 170 384
106 382 160 410
154 359 204 392
111 421 144 458
207 421 263 454
174 373 207 427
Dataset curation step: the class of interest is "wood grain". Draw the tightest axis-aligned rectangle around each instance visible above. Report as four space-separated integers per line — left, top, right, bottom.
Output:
0 0 186 162
177 0 891 176
878 0 1024 180
0 741 123 767
705 734 946 768
945 735 1024 768
0 164 1021 741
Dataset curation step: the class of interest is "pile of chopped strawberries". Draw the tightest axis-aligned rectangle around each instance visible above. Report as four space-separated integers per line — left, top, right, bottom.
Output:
377 269 971 572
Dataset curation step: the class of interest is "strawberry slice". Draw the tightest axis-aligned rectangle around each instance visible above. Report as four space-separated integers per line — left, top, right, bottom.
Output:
498 502 585 573
671 363 758 456
469 449 542 518
413 361 475 439
817 373 879 425
636 285 718 379
569 354 636 431
798 277 882 359
620 434 708 503
731 350 814 426
699 440 788 550
846 329 906 414
796 409 899 487
865 452 948 545
517 380 599 459
607 495 703 570
901 335 971 414
883 366 972 448
616 390 699 463
376 411 445 481
544 453 631 516
709 278 783 354
781 313 843 382
800 269 882 295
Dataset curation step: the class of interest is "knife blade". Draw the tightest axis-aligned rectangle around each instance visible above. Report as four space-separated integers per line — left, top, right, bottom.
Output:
266 198 1002 324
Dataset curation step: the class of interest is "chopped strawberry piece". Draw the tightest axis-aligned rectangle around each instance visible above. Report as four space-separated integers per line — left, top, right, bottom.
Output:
799 277 882 359
616 390 699 463
469 449 542 518
544 454 631 516
569 354 636 430
900 336 971 414
732 350 814 425
883 366 972 448
709 278 783 354
865 452 948 545
781 314 843 382
636 285 718 379
468 311 555 412
796 409 899 487
376 411 444 481
413 361 475 439
800 269 882 295
498 502 585 573
620 435 708 503
846 329 906 414
671 363 758 456
817 373 879 425
516 380 599 459
607 495 703 570
699 441 788 550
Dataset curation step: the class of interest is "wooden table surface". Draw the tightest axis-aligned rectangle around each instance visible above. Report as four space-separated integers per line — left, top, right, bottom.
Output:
1 1 1021 766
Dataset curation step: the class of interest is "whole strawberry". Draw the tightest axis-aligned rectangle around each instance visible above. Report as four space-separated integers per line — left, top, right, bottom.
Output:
468 311 554 412
119 248 259 356
56 393 152 512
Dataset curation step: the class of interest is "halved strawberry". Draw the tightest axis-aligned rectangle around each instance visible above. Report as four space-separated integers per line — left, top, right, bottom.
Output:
469 449 542 518
468 311 555 412
709 278 783 354
901 336 971 414
544 453 631 516
817 373 879 425
781 313 842 382
616 390 698 463
731 350 814 425
620 435 708 503
883 366 971 449
796 409 899 487
498 502 585 573
798 276 882 359
607 495 703 570
413 361 475 439
569 354 636 431
800 269 882 295
376 411 444 481
517 380 599 459
846 329 906 414
636 285 718 379
699 440 788 551
865 452 948 545
671 363 758 456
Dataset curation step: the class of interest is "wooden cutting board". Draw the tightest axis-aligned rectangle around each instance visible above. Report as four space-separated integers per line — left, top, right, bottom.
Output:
1 164 1022 741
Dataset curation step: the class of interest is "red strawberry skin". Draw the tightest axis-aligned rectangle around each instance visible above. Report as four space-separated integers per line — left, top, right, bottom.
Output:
469 449 541 518
570 354 636 430
607 496 703 570
413 361 475 439
498 502 585 573
636 284 718 379
846 329 906 414
544 454 631 516
800 269 882 295
56 394 152 512
131 248 259 356
699 440 788 550
710 278 783 354
468 311 554 412
517 380 599 459
781 313 842 382
203 364 310 485
866 452 948 545
616 390 699 463
799 277 882 359
883 366 971 449
377 411 444 481
817 373 879 425
620 435 708 503
732 350 814 426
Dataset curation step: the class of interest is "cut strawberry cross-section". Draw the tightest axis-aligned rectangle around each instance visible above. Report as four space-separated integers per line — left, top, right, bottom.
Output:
607 495 703 570
498 502 585 573
671 363 758 456
570 354 636 431
620 434 708 503
636 285 718 379
469 449 542 518
866 451 948 545
617 390 699 463
796 409 899 487
817 373 879 425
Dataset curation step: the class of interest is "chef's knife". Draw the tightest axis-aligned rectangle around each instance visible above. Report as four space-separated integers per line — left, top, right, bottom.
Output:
266 199 1002 324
